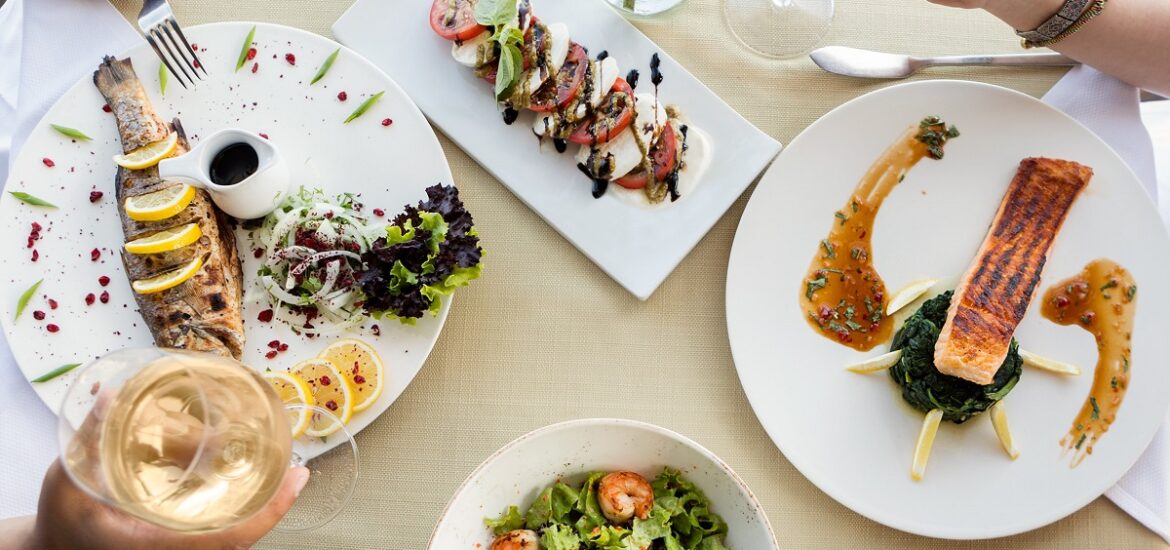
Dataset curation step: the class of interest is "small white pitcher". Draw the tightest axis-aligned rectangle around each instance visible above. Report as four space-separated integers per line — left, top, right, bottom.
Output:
158 128 290 219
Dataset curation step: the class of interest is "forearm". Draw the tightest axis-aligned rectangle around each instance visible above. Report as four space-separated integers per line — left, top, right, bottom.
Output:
0 516 40 550
984 0 1170 95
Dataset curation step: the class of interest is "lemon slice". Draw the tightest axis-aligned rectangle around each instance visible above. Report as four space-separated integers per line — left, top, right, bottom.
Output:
1020 350 1081 376
291 358 355 437
845 349 903 374
113 132 179 169
124 223 202 254
318 338 385 413
989 402 1020 460
124 184 196 222
886 279 939 316
131 255 203 294
911 409 944 481
263 370 315 438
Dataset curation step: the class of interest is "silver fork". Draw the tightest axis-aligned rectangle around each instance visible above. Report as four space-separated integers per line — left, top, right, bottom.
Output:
138 0 206 89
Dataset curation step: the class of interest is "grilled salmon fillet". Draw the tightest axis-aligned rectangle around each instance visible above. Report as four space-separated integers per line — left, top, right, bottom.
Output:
934 157 1092 385
94 56 245 358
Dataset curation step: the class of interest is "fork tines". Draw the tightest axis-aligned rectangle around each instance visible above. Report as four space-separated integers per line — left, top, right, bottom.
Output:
143 17 206 89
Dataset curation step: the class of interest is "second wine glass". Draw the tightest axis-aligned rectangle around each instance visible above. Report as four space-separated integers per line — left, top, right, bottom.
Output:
725 0 835 59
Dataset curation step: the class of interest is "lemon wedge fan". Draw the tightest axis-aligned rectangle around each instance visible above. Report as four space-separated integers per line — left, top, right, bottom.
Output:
124 184 196 222
112 132 178 170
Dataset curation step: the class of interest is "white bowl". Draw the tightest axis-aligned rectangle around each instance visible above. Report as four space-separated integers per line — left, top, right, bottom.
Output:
429 418 778 549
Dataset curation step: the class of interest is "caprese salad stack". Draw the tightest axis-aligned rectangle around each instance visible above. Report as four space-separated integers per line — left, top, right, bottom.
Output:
429 0 690 203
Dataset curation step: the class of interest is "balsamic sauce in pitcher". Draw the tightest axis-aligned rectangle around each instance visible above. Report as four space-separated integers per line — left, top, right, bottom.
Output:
209 143 259 186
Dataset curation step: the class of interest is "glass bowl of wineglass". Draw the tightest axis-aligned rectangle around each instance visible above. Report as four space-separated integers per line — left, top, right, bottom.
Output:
725 0 835 59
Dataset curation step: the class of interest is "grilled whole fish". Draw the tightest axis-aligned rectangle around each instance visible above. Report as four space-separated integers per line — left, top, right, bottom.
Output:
94 56 245 358
934 157 1091 385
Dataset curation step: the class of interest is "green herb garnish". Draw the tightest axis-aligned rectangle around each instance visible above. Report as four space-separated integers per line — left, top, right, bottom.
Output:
15 279 43 322
1090 397 1100 419
159 62 168 95
30 363 81 383
473 0 525 100
9 192 56 208
834 211 848 226
916 116 958 160
851 247 867 261
821 239 836 259
805 276 827 300
1100 280 1118 292
344 91 384 123
1126 285 1138 301
1076 433 1087 450
310 48 340 85
235 25 257 72
50 124 92 141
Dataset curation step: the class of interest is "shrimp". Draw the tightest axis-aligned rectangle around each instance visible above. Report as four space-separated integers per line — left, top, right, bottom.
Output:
490 529 538 550
597 471 654 524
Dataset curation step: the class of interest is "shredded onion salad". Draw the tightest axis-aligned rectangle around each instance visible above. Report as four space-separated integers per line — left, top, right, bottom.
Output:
256 188 381 335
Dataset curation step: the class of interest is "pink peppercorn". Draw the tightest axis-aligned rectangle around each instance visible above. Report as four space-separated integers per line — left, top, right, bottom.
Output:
102 104 112 113
247 47 257 60
381 118 393 127
48 299 58 310
98 276 110 287
265 350 278 359
372 208 385 217
337 91 348 101
46 324 59 333
91 248 101 261
89 191 104 203
258 309 274 322
285 53 296 65
353 374 366 384
42 158 55 167
85 293 95 306
32 311 45 320
99 291 109 304
251 62 259 74
31 250 38 262
319 376 331 386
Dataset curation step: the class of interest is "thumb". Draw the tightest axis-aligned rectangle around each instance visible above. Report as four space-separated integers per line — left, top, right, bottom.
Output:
215 466 309 545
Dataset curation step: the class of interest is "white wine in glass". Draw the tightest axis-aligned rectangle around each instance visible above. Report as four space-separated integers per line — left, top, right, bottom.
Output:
58 348 357 533
725 0 835 59
605 0 685 17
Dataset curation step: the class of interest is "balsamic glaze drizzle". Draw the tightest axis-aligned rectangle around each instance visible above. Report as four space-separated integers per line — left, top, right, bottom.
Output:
626 69 640 90
502 107 519 125
596 50 609 61
649 53 663 86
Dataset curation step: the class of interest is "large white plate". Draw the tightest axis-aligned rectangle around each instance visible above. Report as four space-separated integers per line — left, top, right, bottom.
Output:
0 22 453 440
332 0 782 300
726 80 1170 539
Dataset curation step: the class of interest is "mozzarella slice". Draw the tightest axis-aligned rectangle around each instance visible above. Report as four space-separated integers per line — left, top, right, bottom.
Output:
533 112 557 137
577 57 620 118
520 22 571 97
451 31 494 68
574 93 668 180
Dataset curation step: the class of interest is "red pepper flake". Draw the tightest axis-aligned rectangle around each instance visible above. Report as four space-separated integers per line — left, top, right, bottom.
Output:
258 132 268 139
247 47 257 60
285 53 296 65
99 291 109 304
48 298 58 310
381 118 393 127
325 400 338 411
102 104 112 113
98 276 110 287
337 91 348 101
251 62 259 74
268 339 280 349
190 43 199 51
278 343 288 352
371 324 380 336
85 293 95 306
46 324 59 333
319 375 331 386
90 248 101 262
89 191 104 203
31 221 42 231
265 350 278 359
353 374 366 385
31 250 38 262
257 309 274 322
193 59 201 68
42 158 55 168
32 310 45 321
372 208 385 217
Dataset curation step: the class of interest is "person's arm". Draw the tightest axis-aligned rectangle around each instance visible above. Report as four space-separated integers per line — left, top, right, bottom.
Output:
933 0 1170 95
0 516 39 550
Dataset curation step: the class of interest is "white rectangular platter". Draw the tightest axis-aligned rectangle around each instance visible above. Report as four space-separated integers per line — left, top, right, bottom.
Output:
333 0 781 299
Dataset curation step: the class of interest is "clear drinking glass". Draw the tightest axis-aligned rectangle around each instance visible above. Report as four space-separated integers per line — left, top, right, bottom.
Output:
604 0 686 17
57 348 358 533
725 0 835 59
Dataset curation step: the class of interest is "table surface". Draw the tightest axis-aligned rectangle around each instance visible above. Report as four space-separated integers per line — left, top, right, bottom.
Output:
109 0 1166 547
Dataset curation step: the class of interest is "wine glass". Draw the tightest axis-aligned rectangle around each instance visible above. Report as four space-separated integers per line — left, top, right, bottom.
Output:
725 0 835 59
604 0 686 17
56 347 358 533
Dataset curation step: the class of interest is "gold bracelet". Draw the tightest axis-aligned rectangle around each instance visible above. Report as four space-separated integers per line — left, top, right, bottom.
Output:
1023 0 1108 49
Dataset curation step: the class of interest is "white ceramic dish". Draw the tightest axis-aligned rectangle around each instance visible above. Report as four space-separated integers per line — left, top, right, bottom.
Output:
332 0 782 300
726 80 1170 539
0 22 453 441
429 418 778 548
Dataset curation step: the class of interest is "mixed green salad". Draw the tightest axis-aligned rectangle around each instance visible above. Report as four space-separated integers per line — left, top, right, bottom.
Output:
889 291 1023 423
486 468 729 550
253 184 483 333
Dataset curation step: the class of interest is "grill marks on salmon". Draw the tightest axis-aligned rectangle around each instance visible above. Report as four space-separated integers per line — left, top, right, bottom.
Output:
934 157 1092 385
94 56 246 358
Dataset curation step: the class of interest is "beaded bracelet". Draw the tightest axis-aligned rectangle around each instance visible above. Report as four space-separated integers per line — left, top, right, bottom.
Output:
1022 0 1109 49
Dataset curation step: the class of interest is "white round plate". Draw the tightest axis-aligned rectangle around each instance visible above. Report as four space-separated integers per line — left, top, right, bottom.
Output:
429 418 778 548
726 80 1170 539
0 22 453 441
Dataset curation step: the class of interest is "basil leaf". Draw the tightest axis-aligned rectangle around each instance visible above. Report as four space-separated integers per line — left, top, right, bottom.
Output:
495 43 523 100
344 91 385 123
31 363 81 383
474 0 518 26
9 192 56 208
159 62 168 95
235 25 257 72
310 48 340 85
15 279 42 322
50 124 92 141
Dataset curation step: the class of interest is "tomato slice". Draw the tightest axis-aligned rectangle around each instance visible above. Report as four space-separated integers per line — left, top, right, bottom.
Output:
614 122 680 190
430 0 486 41
568 78 634 145
528 43 587 113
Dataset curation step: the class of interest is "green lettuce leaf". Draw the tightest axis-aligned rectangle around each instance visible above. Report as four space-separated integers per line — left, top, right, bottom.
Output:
485 505 524 536
539 523 581 550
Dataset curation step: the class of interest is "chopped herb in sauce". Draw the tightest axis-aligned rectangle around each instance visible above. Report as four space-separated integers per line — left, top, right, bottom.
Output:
1090 397 1100 419
1076 434 1087 450
821 239 836 259
1100 279 1118 292
805 277 827 300
851 247 868 261
834 211 848 226
1126 285 1137 301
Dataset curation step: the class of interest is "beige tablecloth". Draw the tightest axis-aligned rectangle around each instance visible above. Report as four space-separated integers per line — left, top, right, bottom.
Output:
110 0 1167 547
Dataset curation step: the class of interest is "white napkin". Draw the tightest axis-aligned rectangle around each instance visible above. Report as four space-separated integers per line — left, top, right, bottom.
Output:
0 0 140 519
1041 66 1169 543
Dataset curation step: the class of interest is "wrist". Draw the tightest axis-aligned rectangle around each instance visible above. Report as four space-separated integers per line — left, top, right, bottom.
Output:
983 0 1068 30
